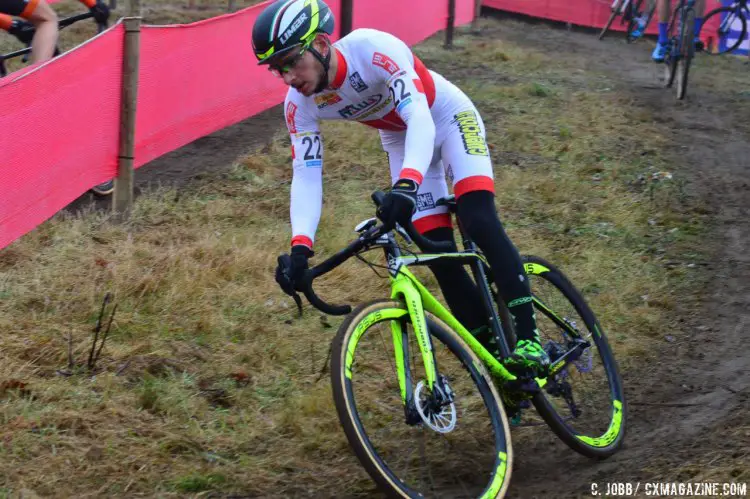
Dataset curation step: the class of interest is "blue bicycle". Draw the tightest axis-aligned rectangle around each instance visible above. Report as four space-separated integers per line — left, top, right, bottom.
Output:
703 0 748 55
664 0 699 99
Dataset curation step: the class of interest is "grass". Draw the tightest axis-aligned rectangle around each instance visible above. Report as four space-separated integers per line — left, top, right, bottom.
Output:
1 12 748 498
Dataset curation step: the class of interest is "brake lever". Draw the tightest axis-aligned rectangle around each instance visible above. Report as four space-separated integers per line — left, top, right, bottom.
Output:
394 223 413 245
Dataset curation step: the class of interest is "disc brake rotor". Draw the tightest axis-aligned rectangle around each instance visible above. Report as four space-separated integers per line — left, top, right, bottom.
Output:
414 379 457 434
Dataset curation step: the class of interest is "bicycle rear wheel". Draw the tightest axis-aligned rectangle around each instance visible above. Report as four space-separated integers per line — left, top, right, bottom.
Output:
703 7 747 54
676 8 696 100
520 256 627 459
331 300 512 498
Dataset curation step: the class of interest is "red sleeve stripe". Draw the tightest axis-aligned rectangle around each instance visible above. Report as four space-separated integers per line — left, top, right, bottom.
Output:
0 14 13 30
20 0 40 18
291 235 314 249
399 168 424 185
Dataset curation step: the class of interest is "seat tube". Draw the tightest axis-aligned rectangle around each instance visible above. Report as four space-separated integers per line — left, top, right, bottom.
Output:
461 233 513 359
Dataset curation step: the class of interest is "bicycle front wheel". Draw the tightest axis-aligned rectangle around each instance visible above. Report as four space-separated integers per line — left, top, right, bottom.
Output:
676 8 696 100
664 8 682 87
703 7 747 55
331 299 512 498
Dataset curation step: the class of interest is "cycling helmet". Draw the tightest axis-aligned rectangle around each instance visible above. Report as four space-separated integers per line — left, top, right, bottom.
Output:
252 0 335 66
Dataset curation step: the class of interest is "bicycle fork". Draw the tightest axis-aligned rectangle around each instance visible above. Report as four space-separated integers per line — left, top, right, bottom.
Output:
389 268 454 426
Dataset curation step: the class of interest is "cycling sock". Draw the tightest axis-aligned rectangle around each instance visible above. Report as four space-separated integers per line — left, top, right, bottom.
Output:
658 22 669 44
456 190 539 343
420 227 487 332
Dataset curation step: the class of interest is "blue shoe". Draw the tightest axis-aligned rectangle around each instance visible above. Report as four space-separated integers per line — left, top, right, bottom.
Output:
652 42 668 62
630 18 647 39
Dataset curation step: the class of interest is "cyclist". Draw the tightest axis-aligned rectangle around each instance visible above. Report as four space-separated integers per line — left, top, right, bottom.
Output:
1 0 109 64
630 0 705 61
256 0 550 372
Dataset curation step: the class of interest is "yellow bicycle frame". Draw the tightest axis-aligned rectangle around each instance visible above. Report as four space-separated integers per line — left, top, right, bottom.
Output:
387 260 518 401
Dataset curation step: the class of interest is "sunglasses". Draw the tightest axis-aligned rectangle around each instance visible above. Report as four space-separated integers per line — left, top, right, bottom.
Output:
268 47 308 78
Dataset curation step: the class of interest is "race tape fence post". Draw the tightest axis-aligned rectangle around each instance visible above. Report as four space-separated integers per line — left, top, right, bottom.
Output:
110 0 117 11
341 0 353 38
446 0 456 47
128 0 140 16
472 0 481 32
113 16 141 217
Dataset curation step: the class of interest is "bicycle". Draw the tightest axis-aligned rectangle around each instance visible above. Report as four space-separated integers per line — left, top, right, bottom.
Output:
281 191 627 497
1 8 113 195
0 10 108 77
664 0 699 99
599 0 657 42
702 0 748 55
627 0 657 42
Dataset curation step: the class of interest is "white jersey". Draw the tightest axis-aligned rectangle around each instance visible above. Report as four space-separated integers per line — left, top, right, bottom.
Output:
285 28 493 249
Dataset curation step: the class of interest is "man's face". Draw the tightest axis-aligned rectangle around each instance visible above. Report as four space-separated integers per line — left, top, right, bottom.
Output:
269 44 326 97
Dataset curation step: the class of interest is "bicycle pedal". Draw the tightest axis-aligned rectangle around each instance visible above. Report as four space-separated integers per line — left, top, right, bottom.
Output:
505 377 541 395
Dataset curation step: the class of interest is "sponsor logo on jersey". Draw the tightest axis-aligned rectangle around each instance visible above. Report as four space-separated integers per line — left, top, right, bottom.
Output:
279 12 308 45
349 72 368 92
372 52 400 75
417 193 435 212
314 93 342 109
338 94 383 119
286 102 298 133
356 96 392 121
453 110 488 156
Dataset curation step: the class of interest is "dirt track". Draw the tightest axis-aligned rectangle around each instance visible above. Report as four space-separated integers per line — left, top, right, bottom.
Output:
69 14 749 497
487 15 750 498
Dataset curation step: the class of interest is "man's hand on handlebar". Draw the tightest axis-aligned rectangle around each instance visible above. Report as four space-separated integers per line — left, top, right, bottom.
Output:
376 179 418 232
275 245 313 296
8 20 35 46
272 189 454 318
